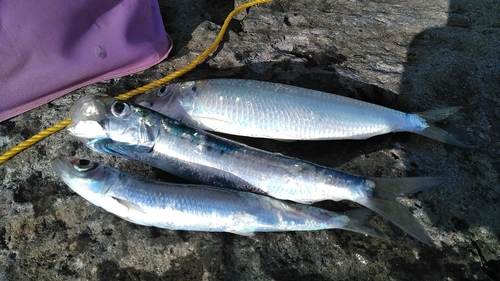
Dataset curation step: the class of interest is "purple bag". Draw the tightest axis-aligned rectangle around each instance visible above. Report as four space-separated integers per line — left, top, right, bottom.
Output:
0 0 172 122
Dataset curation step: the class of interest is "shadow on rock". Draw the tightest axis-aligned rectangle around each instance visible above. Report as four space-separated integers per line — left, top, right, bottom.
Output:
97 260 163 281
396 0 500 278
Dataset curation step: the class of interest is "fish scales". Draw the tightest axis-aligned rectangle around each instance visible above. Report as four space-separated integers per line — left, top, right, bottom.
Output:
51 156 384 237
68 94 442 244
197 80 394 138
135 79 466 146
120 109 369 203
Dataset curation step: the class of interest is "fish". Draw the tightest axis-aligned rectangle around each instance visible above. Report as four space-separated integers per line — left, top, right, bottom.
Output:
135 79 467 146
51 156 387 238
68 94 442 244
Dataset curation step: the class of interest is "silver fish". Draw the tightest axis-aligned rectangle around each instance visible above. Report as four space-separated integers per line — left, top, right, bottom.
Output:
51 156 386 238
135 79 466 146
68 94 441 244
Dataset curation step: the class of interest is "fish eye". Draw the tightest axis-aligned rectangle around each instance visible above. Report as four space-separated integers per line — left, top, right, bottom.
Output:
73 159 98 172
111 101 130 118
156 86 168 97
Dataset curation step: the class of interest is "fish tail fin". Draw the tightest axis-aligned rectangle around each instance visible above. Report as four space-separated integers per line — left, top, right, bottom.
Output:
356 177 443 245
340 208 390 241
415 107 471 148
417 106 462 122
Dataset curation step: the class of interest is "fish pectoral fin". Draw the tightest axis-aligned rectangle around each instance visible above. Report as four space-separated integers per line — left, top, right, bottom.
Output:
197 115 233 124
229 230 255 236
293 199 314 205
228 212 257 236
193 115 234 131
272 139 297 142
112 196 146 214
92 140 136 158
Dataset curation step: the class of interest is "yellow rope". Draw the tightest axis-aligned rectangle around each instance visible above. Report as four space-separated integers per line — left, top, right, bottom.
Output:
0 0 272 165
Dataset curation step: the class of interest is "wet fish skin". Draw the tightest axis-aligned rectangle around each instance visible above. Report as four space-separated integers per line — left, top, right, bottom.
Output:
135 79 466 146
67 94 440 244
51 156 386 238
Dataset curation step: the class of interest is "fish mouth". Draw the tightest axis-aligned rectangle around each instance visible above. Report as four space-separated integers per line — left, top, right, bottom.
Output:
51 156 110 203
50 156 72 174
67 94 109 139
134 85 179 112
50 156 81 184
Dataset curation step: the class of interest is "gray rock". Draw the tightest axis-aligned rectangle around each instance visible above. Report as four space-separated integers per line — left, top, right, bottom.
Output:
1 0 499 280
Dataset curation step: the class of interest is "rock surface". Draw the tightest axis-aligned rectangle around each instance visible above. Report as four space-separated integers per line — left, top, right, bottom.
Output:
1 0 499 280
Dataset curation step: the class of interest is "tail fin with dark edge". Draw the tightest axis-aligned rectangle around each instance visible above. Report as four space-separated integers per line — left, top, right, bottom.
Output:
356 177 444 245
415 107 471 148
340 208 390 241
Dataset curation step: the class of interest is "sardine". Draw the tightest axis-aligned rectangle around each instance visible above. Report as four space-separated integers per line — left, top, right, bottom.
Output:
135 79 466 146
51 156 386 238
68 94 442 244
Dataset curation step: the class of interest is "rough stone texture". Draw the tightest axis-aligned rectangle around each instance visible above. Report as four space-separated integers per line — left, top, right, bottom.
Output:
1 0 499 280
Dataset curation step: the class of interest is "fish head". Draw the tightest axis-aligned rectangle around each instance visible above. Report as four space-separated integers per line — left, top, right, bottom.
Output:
135 82 197 119
68 94 161 156
51 156 120 208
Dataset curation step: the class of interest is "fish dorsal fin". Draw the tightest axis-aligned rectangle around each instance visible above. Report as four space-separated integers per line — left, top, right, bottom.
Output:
112 196 146 214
